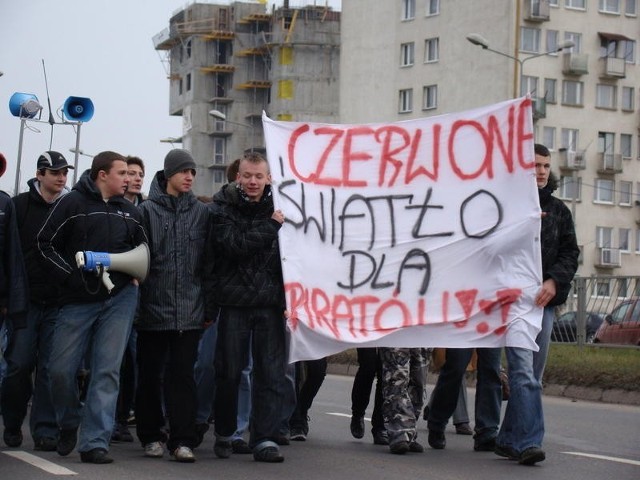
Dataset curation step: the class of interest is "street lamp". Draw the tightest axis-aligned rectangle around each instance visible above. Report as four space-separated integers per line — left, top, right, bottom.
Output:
208 109 256 150
466 33 574 98
160 136 183 147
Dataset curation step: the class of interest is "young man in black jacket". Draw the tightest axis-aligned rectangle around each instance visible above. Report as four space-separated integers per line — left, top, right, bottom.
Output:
2 151 71 451
37 151 147 464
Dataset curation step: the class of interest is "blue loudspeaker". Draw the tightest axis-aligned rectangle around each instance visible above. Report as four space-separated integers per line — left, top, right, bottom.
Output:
9 92 42 118
63 96 94 122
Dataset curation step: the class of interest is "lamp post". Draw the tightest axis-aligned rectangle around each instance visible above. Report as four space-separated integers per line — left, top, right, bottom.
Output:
160 137 183 147
68 147 93 185
466 33 574 98
208 109 256 151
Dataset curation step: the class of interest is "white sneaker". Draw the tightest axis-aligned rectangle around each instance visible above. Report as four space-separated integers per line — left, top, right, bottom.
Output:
144 441 165 458
172 445 196 463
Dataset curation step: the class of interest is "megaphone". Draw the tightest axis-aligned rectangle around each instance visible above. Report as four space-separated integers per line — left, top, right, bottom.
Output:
9 92 43 118
63 96 94 122
75 243 150 293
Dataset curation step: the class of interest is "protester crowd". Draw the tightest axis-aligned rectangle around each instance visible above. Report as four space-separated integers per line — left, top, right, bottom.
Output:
0 144 578 466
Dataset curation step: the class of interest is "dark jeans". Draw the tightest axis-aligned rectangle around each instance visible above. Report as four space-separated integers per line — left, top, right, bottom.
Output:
214 306 286 450
351 348 385 434
116 329 137 424
427 348 502 442
135 329 201 451
1 303 58 440
290 358 327 427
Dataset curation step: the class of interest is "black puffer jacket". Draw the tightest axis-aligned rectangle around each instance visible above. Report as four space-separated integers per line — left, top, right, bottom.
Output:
539 174 580 306
37 170 148 304
210 182 284 307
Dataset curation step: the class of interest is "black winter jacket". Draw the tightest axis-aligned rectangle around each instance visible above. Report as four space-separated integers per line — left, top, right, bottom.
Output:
37 171 147 304
210 182 284 308
137 171 214 331
0 191 28 327
539 175 580 306
13 178 69 306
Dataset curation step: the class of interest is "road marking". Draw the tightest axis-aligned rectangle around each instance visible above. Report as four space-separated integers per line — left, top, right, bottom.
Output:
563 452 640 466
2 451 77 475
326 412 372 421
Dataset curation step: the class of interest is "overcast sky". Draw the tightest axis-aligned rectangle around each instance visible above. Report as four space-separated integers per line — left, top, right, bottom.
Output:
0 0 340 195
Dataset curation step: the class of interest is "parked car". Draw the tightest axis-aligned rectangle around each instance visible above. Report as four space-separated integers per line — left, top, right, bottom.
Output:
594 298 640 346
551 311 605 343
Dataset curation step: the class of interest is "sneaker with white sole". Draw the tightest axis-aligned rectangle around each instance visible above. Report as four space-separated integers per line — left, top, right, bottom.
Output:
144 441 165 458
172 446 196 463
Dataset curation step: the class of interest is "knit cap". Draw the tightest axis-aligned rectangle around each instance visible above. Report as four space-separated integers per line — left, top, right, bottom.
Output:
164 149 196 178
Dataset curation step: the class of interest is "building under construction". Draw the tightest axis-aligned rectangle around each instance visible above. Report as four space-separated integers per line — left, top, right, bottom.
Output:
153 1 340 195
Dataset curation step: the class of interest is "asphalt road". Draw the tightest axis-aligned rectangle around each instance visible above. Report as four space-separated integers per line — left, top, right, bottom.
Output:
1 373 639 479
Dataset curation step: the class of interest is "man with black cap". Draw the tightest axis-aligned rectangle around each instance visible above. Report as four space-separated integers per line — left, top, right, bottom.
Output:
2 151 72 450
134 149 214 463
37 151 147 464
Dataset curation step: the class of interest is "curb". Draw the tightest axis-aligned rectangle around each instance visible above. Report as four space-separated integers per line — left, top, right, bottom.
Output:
326 363 640 407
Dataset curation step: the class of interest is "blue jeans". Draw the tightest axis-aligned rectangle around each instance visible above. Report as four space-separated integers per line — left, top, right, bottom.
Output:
496 346 544 453
533 306 554 382
1 303 58 440
49 283 138 453
428 348 502 442
214 306 286 451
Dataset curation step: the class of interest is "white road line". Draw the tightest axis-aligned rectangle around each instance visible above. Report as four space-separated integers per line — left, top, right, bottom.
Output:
326 412 372 421
2 451 77 475
563 452 640 466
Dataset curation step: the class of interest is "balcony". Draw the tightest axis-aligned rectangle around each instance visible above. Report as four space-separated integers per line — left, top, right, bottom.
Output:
524 0 550 22
558 149 586 171
597 153 623 174
600 57 626 79
595 247 621 268
563 53 589 76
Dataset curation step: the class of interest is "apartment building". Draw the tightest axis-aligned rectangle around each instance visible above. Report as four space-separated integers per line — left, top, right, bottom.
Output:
340 0 640 282
153 1 340 196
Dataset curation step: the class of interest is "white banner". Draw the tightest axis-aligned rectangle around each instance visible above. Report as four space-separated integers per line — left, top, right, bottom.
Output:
264 97 543 362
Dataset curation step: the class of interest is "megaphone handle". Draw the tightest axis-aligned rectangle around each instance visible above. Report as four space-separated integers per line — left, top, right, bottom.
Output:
102 270 115 293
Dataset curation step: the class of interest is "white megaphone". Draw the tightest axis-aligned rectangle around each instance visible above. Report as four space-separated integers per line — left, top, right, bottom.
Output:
75 243 150 293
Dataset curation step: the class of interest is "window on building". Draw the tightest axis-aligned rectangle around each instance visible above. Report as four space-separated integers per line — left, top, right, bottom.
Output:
546 30 559 53
565 32 582 53
566 0 586 9
401 42 415 67
423 85 438 110
621 133 633 158
544 78 557 103
402 0 415 20
549 0 559 5
596 84 617 109
186 73 192 92
623 40 636 63
636 229 640 253
520 27 541 53
621 86 635 111
598 131 615 157
558 175 582 200
596 226 613 248
520 75 539 97
619 181 632 205
185 39 192 58
178 78 183 95
213 138 225 165
424 38 439 62
426 0 440 15
619 228 631 252
213 170 224 184
561 128 579 151
626 0 638 15
594 178 615 203
599 0 621 13
399 89 413 113
562 80 584 106
543 126 556 149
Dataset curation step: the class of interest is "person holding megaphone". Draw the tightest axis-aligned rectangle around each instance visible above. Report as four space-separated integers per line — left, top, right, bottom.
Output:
36 151 148 464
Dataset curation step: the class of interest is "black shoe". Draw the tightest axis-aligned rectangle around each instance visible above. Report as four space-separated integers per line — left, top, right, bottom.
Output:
214 440 232 459
275 434 290 446
389 441 409 454
350 415 365 439
195 423 209 448
408 441 424 453
372 430 389 445
422 405 430 421
290 426 307 441
80 448 114 464
57 427 78 456
253 446 284 463
455 422 473 435
34 437 58 451
3 428 23 448
494 444 519 460
231 439 252 454
427 430 446 450
117 423 133 442
518 447 546 465
474 436 496 452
